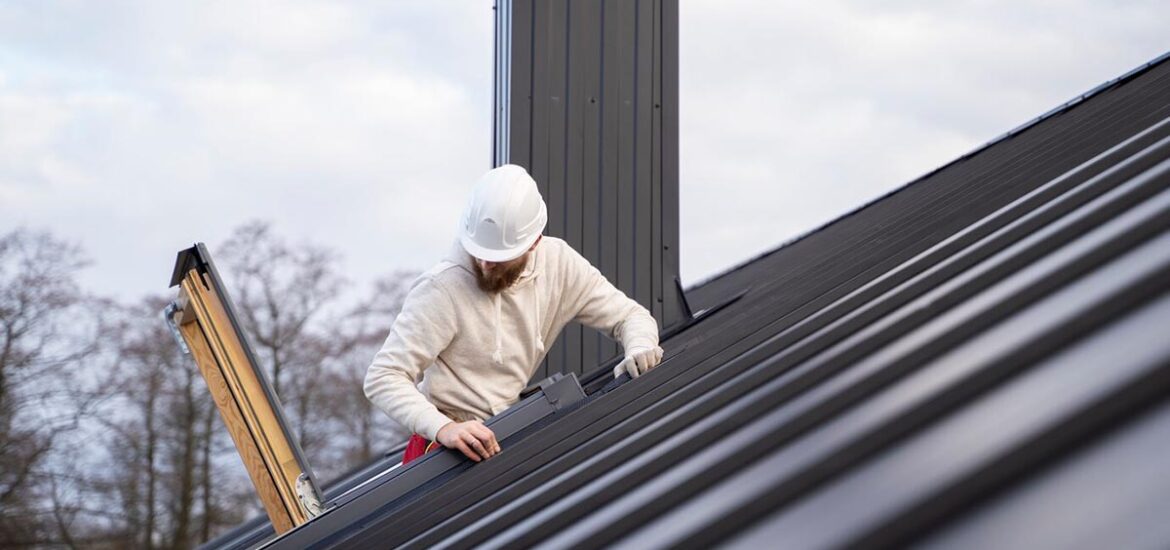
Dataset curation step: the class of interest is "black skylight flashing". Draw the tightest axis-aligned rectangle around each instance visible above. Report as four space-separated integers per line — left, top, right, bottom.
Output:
261 373 585 549
200 443 407 549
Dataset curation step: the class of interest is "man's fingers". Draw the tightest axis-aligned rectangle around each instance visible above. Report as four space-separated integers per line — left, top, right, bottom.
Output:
626 357 640 378
644 347 663 373
463 432 491 460
636 353 650 373
454 440 481 462
615 357 635 378
474 425 500 454
469 425 500 456
464 435 488 461
438 421 506 462
639 346 664 374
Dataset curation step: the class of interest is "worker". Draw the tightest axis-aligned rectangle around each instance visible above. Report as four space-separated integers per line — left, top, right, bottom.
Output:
364 164 663 464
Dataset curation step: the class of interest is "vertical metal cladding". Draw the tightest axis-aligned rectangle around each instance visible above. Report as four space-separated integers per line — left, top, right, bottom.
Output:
495 0 685 379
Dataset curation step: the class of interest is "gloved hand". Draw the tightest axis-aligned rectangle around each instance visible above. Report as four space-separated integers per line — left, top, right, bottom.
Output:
613 345 664 379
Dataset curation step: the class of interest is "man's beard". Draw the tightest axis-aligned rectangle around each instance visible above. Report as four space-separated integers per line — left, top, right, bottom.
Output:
472 254 529 294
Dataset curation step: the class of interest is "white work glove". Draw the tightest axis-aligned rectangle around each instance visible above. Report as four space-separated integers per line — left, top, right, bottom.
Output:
613 345 664 379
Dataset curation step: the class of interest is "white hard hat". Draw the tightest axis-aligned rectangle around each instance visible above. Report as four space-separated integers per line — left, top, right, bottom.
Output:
459 164 548 262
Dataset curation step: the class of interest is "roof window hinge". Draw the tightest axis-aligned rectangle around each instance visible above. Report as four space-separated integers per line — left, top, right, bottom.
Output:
297 473 325 519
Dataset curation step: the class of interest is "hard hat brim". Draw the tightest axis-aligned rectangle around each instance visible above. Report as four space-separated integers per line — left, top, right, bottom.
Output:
460 232 540 263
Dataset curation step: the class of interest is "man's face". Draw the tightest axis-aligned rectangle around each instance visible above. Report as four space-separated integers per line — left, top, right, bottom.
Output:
471 253 529 294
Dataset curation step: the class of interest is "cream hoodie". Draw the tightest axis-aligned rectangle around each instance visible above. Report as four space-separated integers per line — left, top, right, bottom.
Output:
364 236 659 441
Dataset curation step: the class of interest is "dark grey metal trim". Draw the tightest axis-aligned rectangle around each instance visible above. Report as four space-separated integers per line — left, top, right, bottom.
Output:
492 0 511 167
497 0 683 380
261 373 586 549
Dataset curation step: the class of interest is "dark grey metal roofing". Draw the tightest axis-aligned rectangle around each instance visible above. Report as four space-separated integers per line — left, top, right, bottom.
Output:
213 51 1170 549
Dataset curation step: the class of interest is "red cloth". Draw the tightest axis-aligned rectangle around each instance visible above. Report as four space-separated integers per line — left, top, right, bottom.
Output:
402 433 442 465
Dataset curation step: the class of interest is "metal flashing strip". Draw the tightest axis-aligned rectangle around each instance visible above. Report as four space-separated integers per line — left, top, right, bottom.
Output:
261 374 586 549
492 0 512 166
205 377 584 550
200 443 410 550
320 443 408 501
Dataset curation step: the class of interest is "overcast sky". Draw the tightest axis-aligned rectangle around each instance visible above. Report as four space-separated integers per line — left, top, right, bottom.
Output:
1 1 1167 303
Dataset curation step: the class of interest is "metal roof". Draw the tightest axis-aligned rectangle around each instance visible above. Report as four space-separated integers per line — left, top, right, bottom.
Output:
212 51 1170 549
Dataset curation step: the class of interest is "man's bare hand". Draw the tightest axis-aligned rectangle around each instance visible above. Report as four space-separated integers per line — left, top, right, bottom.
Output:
435 420 500 462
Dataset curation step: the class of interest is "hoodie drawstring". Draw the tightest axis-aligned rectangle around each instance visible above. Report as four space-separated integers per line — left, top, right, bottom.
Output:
533 273 544 354
492 293 504 364
490 262 543 366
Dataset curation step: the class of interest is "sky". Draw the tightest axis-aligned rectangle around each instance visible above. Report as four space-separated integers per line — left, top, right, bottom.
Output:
1 1 1167 303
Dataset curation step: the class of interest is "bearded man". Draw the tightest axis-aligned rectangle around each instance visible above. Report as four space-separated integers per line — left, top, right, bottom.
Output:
364 165 663 464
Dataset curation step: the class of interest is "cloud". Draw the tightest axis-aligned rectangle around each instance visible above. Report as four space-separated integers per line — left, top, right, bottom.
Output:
0 1 494 301
0 0 1167 300
679 0 1170 284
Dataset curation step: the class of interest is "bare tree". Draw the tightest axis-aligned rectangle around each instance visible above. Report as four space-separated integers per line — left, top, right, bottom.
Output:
308 271 417 481
217 221 344 400
215 221 351 475
215 221 417 483
88 296 257 548
0 224 424 546
243 267 421 484
0 228 97 547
